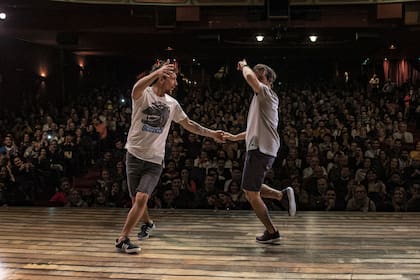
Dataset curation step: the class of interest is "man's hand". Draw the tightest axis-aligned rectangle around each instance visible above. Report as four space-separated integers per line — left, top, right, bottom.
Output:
222 132 236 142
211 130 226 143
237 59 248 71
157 63 175 78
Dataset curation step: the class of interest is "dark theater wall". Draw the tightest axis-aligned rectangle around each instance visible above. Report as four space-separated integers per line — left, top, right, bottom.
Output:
0 37 63 110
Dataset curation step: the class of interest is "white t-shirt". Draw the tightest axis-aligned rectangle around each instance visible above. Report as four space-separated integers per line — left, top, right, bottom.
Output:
125 87 187 164
245 84 280 157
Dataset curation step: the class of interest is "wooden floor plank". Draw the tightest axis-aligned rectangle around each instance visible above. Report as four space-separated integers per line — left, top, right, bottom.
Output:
1 208 420 280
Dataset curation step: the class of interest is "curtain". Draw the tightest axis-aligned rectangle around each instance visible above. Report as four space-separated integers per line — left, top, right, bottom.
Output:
385 59 420 86
383 59 389 81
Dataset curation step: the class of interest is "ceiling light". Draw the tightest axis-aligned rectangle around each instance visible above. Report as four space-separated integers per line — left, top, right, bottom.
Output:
0 12 6 20
256 35 264 42
309 35 318 43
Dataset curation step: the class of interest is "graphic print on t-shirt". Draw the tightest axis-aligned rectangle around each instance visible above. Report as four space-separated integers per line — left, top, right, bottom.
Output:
141 101 170 134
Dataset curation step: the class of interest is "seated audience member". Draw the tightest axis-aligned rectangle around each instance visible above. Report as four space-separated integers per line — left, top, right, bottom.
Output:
355 158 372 183
95 169 113 196
0 134 18 159
180 168 197 193
92 190 108 207
96 151 114 172
346 184 376 212
205 192 223 210
226 180 248 209
407 182 420 211
160 188 176 209
81 188 95 207
323 188 343 211
309 177 329 210
362 169 386 206
108 181 130 208
409 141 420 161
49 177 72 206
0 163 15 204
393 122 413 145
218 191 238 210
388 186 407 212
289 175 310 211
194 174 217 208
66 188 88 207
10 156 36 203
0 181 6 206
223 167 242 192
170 177 194 209
162 159 180 181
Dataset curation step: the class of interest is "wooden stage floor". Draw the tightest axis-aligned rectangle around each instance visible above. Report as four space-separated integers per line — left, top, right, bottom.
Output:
0 208 420 280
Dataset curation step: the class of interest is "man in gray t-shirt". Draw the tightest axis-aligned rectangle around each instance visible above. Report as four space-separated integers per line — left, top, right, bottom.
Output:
115 60 224 254
223 59 296 244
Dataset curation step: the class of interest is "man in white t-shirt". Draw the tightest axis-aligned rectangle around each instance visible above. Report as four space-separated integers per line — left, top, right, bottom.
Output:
115 60 224 254
223 59 296 244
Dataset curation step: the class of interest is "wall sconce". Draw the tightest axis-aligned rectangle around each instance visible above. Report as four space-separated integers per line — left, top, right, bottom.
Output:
39 72 47 82
309 35 318 43
256 35 264 42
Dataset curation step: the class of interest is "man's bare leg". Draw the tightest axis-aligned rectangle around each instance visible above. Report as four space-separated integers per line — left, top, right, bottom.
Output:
260 184 283 201
244 190 277 234
118 192 149 242
140 206 153 224
260 184 296 216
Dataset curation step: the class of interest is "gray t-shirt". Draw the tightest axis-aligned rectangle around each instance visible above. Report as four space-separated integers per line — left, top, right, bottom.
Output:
245 83 280 157
125 86 187 164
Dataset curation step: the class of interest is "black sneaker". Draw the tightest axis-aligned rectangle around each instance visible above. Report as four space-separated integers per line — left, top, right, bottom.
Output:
256 230 281 244
138 222 155 240
115 237 141 254
282 187 296 216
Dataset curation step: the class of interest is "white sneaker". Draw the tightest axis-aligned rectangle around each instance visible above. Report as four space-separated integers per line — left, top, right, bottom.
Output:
284 187 296 216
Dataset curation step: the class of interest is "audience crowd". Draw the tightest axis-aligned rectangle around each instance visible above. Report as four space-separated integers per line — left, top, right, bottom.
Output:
0 73 420 212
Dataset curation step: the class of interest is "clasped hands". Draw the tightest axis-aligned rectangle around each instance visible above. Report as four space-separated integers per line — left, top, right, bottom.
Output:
210 130 238 143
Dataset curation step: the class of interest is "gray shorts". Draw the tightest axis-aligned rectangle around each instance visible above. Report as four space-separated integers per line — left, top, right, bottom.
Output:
241 149 275 192
126 152 163 197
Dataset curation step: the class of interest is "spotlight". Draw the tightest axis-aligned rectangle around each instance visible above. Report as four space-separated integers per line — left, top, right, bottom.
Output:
256 35 264 42
0 12 6 20
309 35 318 43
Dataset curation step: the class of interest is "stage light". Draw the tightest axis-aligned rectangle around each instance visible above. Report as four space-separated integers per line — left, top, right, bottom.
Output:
256 35 264 42
0 12 6 20
309 35 318 43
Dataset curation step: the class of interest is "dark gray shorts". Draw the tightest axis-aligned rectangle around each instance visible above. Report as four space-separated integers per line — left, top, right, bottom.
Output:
126 152 163 197
241 149 275 192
